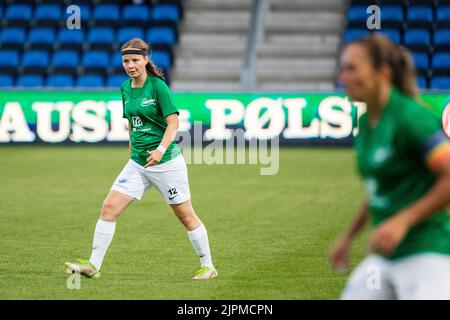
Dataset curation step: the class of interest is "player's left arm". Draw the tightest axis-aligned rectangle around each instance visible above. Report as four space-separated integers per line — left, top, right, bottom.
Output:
370 111 450 256
145 114 179 167
145 80 180 168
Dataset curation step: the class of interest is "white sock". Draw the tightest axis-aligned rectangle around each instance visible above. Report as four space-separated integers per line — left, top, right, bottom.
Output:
89 219 116 270
188 224 214 268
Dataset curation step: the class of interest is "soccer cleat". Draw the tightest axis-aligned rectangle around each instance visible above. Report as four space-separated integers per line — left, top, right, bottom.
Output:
64 259 101 279
192 266 218 280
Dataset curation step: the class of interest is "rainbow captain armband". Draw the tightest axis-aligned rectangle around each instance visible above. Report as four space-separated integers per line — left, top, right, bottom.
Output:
423 132 450 171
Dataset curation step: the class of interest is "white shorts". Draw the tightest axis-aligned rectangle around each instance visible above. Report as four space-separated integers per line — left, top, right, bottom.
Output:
341 253 450 300
111 154 191 205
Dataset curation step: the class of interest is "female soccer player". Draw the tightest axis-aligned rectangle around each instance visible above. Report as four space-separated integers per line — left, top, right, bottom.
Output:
65 38 218 280
331 34 450 299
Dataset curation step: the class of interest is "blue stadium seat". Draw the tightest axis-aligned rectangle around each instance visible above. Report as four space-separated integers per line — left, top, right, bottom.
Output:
151 51 171 70
379 0 406 4
437 6 450 27
22 50 49 74
34 4 62 27
347 5 367 27
87 27 115 50
28 28 55 50
76 75 105 87
430 76 450 89
375 28 401 44
152 4 180 23
82 51 110 74
432 52 450 75
16 75 44 87
404 29 430 50
416 76 427 89
5 4 32 27
117 27 144 46
122 5 150 26
112 51 124 73
407 6 434 27
147 27 176 46
47 75 74 88
107 74 129 87
0 27 26 50
0 74 14 87
412 52 429 72
56 29 84 50
343 28 369 43
434 29 450 50
380 6 404 27
92 4 120 26
0 50 20 74
51 51 79 74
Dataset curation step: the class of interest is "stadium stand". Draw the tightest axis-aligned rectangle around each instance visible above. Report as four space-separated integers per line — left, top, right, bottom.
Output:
253 0 344 92
171 0 344 92
0 0 449 91
343 0 450 90
170 0 252 92
0 0 183 88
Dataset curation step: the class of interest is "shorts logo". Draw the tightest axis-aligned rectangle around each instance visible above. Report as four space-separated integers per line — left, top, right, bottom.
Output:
132 117 143 127
118 179 128 184
141 98 156 107
168 188 178 200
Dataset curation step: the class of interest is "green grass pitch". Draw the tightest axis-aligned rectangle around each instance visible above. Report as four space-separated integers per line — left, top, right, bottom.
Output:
0 146 368 299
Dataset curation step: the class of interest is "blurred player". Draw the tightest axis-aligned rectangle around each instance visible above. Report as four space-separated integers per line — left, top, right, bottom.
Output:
65 38 218 280
331 34 450 299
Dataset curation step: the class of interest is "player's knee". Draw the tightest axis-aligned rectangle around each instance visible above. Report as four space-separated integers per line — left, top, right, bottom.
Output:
100 200 119 220
180 214 201 230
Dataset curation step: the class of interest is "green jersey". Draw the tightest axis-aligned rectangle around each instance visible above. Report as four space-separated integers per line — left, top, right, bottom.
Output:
120 75 181 166
354 87 450 259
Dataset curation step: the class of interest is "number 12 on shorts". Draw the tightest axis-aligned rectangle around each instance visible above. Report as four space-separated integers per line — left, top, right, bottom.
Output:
168 188 178 200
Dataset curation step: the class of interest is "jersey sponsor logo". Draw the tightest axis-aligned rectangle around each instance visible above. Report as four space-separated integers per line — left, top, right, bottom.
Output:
168 188 178 200
365 177 390 208
141 98 156 107
137 127 152 132
132 116 143 127
372 147 393 166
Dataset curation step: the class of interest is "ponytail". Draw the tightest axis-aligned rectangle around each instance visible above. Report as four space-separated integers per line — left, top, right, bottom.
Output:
145 59 165 80
391 47 418 97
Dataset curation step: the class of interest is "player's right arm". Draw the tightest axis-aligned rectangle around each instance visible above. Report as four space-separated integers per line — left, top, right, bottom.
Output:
330 200 370 271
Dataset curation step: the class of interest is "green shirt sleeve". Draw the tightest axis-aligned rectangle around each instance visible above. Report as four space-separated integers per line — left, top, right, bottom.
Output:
401 102 445 168
404 105 441 147
155 79 179 118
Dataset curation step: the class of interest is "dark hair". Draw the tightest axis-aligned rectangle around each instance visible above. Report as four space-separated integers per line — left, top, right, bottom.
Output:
121 38 165 80
349 33 418 97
